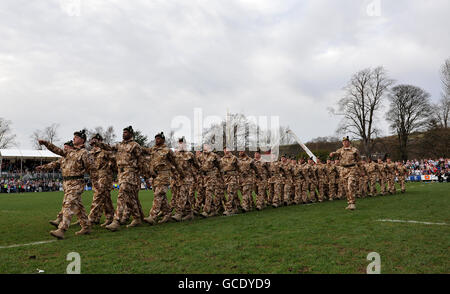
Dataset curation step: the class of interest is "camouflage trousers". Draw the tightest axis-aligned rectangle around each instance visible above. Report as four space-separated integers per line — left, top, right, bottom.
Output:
223 174 240 213
338 177 346 199
399 176 406 192
88 177 114 223
254 180 267 209
213 181 226 214
300 179 309 203
317 180 328 201
271 181 284 206
328 180 336 200
379 176 387 195
170 182 179 210
307 181 317 202
194 178 206 213
58 179 90 231
341 167 357 205
241 184 254 211
358 176 369 197
149 185 171 218
283 181 293 205
368 175 378 196
203 175 221 214
114 182 144 223
292 180 303 204
267 180 276 205
175 181 195 216
387 176 396 194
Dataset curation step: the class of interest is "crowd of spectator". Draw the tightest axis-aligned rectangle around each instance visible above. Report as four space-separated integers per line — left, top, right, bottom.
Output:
405 158 449 177
0 178 63 193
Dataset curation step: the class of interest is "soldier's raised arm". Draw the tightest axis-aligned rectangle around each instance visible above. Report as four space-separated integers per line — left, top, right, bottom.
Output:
36 158 61 172
90 138 116 152
39 140 66 157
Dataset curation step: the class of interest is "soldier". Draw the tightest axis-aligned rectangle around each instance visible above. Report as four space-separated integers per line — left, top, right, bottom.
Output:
335 159 345 199
198 144 223 218
271 155 285 208
221 147 240 215
304 158 318 203
254 150 270 210
316 159 328 202
38 141 75 228
213 151 227 216
37 130 92 239
396 161 408 193
142 132 184 225
329 136 361 210
377 158 388 196
267 156 278 206
365 158 379 197
326 159 338 201
91 126 145 231
385 157 397 194
358 158 369 198
238 151 260 212
193 151 206 215
87 133 116 227
172 137 199 222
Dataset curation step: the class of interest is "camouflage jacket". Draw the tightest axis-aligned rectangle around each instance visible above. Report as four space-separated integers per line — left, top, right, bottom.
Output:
89 146 116 179
254 159 270 181
330 147 361 167
43 142 91 178
238 154 259 185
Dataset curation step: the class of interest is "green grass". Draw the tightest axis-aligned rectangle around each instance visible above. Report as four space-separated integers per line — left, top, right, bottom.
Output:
0 182 448 274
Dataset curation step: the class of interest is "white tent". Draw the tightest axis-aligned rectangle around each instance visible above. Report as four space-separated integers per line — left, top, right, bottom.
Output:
0 149 60 175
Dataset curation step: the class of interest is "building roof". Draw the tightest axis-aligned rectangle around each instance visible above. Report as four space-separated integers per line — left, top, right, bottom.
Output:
0 149 61 160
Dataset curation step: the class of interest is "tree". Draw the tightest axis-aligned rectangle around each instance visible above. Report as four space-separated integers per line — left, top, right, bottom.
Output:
86 126 117 145
0 118 16 148
331 66 394 156
431 58 450 128
133 130 148 147
386 84 432 160
30 123 60 150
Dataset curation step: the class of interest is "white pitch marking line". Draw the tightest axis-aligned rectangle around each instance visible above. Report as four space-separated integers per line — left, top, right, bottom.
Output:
376 219 448 226
0 240 57 249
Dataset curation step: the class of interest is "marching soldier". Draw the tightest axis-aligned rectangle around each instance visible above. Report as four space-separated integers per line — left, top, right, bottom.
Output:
91 126 145 231
193 151 206 215
385 157 397 194
366 158 379 197
305 158 318 203
87 133 116 227
254 150 270 210
377 158 388 196
221 147 241 215
396 162 408 193
37 130 92 239
329 136 361 210
316 159 328 202
172 137 199 222
198 144 223 218
326 159 338 201
143 132 184 225
238 151 260 212
280 155 293 206
38 141 75 228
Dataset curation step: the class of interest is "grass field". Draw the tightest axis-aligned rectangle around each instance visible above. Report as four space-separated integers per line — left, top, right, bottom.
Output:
0 182 448 274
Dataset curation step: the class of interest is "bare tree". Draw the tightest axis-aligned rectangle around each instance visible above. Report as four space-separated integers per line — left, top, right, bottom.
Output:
30 123 60 149
331 66 394 156
386 84 432 160
86 126 117 145
432 58 450 128
0 118 17 148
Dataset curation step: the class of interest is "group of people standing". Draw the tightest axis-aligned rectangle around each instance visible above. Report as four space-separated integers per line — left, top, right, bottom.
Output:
36 126 408 240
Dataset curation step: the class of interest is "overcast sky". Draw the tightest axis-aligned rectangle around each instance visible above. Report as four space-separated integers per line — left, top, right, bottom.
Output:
1 0 449 149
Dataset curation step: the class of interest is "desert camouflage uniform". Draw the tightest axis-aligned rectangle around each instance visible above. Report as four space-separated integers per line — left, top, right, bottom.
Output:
396 164 408 193
254 158 270 209
386 162 397 194
377 162 388 195
316 163 328 202
267 161 277 205
173 150 199 219
96 139 145 224
221 152 240 214
238 153 259 212
144 144 183 221
336 164 345 199
304 163 317 202
270 160 284 207
199 151 223 216
292 162 305 204
330 146 361 205
193 153 206 214
43 142 92 231
280 160 293 206
365 161 379 196
357 164 369 198
326 162 338 200
213 153 227 215
88 146 115 224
